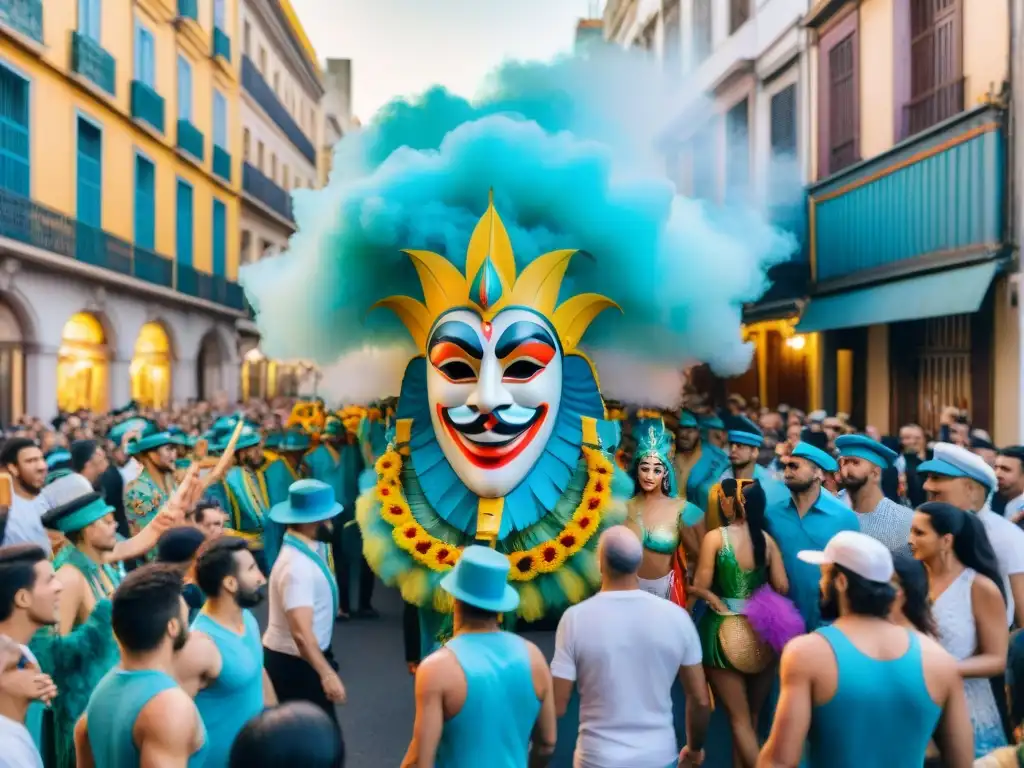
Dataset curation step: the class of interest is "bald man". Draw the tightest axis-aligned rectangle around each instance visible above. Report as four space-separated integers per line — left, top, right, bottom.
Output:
551 526 710 768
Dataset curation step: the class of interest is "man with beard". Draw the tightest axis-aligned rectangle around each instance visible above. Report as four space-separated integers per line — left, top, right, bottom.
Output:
0 545 61 768
766 441 859 632
759 531 973 768
124 426 179 553
208 428 269 572
175 538 277 766
0 438 50 553
706 417 785 530
836 434 913 556
673 411 729 522
76 564 207 767
262 480 346 728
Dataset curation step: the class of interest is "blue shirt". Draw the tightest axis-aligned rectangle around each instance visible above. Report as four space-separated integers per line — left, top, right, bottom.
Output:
436 632 540 768
192 611 265 767
85 668 207 768
766 487 859 631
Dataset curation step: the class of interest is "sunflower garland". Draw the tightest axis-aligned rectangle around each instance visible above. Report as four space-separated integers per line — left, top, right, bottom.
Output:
373 446 614 580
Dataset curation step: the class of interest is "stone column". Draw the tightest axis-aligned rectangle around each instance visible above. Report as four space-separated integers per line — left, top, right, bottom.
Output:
109 358 132 411
173 358 199 404
25 346 59 421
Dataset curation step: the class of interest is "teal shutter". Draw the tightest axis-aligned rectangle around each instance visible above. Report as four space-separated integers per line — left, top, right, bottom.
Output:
134 154 155 250
213 90 226 147
177 56 192 121
212 198 226 276
79 0 101 40
135 23 155 87
76 118 102 227
0 66 30 196
176 179 193 266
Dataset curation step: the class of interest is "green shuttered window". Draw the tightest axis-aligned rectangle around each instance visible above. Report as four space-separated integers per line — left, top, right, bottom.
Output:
212 198 226 276
134 154 156 250
0 66 30 197
76 117 102 227
176 178 193 266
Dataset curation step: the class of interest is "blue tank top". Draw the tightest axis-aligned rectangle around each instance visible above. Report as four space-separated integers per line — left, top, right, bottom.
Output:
808 626 941 768
436 632 540 768
192 611 265 767
85 668 207 768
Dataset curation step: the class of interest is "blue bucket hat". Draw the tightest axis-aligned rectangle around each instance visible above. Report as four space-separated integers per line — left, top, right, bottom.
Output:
727 416 764 448
278 429 311 453
126 431 175 457
42 491 115 534
270 479 343 525
835 434 898 469
439 545 519 614
792 441 838 473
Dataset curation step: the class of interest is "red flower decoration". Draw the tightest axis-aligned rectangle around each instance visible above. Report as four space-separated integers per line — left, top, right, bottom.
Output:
595 481 604 493
597 466 609 475
515 556 533 573
415 540 432 555
402 526 417 539
381 461 392 469
587 496 601 510
578 515 592 529
380 487 390 497
387 505 404 517
436 548 450 562
559 534 577 548
542 546 557 563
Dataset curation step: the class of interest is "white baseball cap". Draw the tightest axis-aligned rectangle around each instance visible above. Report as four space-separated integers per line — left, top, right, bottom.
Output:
797 530 894 583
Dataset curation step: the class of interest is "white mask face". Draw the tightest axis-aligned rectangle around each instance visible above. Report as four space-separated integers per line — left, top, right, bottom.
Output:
425 308 563 498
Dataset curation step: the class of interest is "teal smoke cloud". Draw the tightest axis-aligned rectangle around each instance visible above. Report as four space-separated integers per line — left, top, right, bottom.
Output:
240 47 797 399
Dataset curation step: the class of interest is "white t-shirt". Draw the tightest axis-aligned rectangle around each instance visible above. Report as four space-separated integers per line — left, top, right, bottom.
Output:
0 644 43 768
978 506 1024 625
262 542 335 655
1 495 50 555
550 590 702 768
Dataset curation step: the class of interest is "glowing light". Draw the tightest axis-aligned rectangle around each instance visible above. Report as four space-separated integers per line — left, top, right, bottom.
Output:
786 335 806 351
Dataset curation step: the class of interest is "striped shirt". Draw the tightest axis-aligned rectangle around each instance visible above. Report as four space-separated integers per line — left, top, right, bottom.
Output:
855 496 914 557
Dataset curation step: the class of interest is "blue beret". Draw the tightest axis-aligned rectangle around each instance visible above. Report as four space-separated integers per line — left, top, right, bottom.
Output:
678 411 699 429
728 416 763 448
835 434 898 469
792 441 838 472
699 414 725 431
918 442 996 491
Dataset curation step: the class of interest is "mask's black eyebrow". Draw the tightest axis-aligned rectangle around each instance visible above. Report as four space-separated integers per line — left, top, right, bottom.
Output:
494 321 555 359
427 321 483 359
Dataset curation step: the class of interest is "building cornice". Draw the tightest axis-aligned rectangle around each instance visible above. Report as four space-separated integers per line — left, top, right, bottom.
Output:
247 0 325 100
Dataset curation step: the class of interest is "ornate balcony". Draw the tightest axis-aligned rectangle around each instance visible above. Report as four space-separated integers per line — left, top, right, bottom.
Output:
177 118 205 162
213 27 231 62
213 145 232 183
130 80 165 133
0 187 245 311
177 0 198 22
71 31 116 96
240 56 316 164
242 162 293 223
0 0 42 44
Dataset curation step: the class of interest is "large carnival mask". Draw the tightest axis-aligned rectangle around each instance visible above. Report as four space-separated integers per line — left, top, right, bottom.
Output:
425 307 563 497
374 192 618 500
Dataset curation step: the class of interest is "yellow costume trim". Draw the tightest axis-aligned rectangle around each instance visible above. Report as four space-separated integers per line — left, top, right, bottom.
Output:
372 446 613 580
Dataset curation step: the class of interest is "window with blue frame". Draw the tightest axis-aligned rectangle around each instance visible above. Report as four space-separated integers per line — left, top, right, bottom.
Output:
212 199 226 276
76 117 102 228
79 0 101 40
0 65 30 197
213 90 227 148
134 21 156 87
177 56 192 122
134 154 156 250
214 0 225 29
176 179 193 267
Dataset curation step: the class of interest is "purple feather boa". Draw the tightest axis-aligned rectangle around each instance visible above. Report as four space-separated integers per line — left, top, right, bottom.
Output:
742 585 805 653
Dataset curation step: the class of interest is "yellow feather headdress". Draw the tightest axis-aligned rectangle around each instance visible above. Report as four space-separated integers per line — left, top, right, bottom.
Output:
371 191 620 353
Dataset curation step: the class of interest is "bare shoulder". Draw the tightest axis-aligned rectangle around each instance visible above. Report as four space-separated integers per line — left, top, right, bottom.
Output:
917 632 959 671
521 638 549 670
971 573 1004 604
702 527 723 547
416 647 458 688
55 563 85 588
780 632 831 674
135 687 197 742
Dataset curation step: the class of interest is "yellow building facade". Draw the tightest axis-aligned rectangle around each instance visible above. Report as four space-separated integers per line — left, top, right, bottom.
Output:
0 0 247 418
800 0 1016 441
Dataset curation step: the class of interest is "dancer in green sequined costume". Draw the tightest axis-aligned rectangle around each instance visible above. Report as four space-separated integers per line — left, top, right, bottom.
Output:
692 480 788 768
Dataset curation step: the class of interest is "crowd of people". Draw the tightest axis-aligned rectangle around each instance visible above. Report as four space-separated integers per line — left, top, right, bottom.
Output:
1 394 1024 767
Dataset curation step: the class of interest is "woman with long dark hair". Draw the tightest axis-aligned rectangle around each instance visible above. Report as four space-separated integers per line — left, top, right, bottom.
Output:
230 702 344 767
692 480 788 768
890 553 938 637
910 501 1008 757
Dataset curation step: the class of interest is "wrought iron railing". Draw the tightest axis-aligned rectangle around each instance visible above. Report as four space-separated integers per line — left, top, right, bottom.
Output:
177 119 205 161
0 0 42 44
242 162 293 223
240 56 316 164
0 187 245 311
71 31 116 96
213 145 232 183
213 27 231 62
130 80 165 133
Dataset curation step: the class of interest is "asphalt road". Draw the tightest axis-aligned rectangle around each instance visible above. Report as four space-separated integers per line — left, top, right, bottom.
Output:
256 582 575 768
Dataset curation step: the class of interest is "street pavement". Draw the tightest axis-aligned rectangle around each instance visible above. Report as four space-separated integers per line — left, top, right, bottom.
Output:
256 582 575 768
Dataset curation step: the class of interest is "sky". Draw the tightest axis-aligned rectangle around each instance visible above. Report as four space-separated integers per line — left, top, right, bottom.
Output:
288 0 600 122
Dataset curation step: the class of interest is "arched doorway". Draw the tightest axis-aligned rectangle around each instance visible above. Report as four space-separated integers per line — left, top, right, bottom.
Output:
130 322 172 409
197 329 226 400
241 347 268 400
57 312 108 412
0 300 25 425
